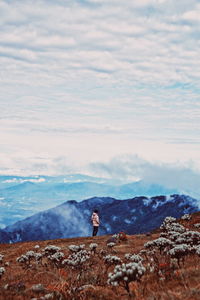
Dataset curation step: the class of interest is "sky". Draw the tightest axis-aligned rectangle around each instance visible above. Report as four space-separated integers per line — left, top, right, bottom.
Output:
0 0 200 185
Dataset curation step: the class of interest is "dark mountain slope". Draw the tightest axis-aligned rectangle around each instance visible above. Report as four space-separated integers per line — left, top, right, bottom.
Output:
1 194 199 243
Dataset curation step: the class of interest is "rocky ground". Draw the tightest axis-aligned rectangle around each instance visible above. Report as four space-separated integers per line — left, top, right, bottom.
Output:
0 212 200 300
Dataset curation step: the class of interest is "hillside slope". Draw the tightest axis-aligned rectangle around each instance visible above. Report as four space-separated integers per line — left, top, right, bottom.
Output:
0 212 200 299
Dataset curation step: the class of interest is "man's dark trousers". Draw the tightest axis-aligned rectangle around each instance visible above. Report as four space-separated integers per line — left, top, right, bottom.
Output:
93 226 98 236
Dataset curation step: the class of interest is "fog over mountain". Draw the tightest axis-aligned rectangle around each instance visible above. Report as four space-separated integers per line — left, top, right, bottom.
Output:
1 194 199 244
0 174 179 228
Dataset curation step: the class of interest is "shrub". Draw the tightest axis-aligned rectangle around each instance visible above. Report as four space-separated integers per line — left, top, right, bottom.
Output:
16 255 29 265
26 251 36 260
107 262 146 294
144 241 155 250
124 253 143 263
89 243 98 253
0 267 5 278
181 214 191 221
62 250 90 269
160 217 177 231
168 244 191 265
34 253 43 262
176 231 200 246
48 252 65 267
196 246 200 256
107 242 116 249
104 255 122 266
68 244 85 253
166 231 181 242
0 254 4 264
165 223 186 234
44 245 61 255
144 238 173 253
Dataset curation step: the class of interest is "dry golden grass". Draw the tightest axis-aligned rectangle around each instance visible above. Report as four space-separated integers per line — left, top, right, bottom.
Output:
0 212 199 300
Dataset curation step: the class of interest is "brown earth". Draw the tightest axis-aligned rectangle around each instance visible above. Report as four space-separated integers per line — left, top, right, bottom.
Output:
0 212 200 300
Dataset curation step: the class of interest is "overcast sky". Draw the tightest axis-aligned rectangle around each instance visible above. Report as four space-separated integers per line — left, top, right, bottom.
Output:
0 0 200 180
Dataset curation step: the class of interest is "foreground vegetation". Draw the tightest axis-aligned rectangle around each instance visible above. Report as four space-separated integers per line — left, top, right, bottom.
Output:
0 212 200 300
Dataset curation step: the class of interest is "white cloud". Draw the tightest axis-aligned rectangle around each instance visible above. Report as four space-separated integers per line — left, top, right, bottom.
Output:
88 154 200 198
182 6 200 22
0 0 200 179
3 178 46 183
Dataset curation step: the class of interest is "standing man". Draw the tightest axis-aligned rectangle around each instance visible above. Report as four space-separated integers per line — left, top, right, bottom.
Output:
91 209 100 236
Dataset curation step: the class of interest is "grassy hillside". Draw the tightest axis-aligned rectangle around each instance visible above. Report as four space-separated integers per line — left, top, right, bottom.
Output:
0 212 200 299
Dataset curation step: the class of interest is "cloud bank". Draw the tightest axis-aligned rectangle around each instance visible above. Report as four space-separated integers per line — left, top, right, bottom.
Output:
88 154 200 198
0 0 200 186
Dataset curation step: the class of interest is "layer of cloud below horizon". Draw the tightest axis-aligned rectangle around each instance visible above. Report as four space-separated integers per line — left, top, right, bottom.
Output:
0 0 200 185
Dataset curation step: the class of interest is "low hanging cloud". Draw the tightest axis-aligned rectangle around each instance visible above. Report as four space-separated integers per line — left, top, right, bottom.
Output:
88 155 200 198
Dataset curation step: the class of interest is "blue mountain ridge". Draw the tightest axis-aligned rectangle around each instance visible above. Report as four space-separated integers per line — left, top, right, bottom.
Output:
1 194 199 244
0 175 179 228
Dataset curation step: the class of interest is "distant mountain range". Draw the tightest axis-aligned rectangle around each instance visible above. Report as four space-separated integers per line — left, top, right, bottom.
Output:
0 174 179 228
1 194 199 243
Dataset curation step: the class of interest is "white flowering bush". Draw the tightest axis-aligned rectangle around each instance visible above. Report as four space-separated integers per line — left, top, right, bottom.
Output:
0 254 4 264
159 232 168 238
125 253 143 263
144 241 155 250
44 245 61 255
160 217 186 235
194 223 200 228
99 249 107 256
145 250 157 259
68 244 85 253
139 249 155 261
196 246 200 256
62 249 90 268
16 254 29 265
0 267 5 278
146 263 155 273
160 217 177 231
32 283 44 292
145 238 173 253
168 223 186 234
155 238 173 253
89 243 98 252
34 245 40 250
112 234 119 239
16 250 44 266
139 249 147 256
34 253 43 263
176 231 200 246
107 262 146 293
181 214 191 221
166 231 181 242
168 244 191 264
48 251 65 266
161 223 185 234
104 255 122 266
41 293 54 299
107 242 116 248
26 251 36 260
175 236 188 245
